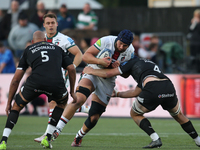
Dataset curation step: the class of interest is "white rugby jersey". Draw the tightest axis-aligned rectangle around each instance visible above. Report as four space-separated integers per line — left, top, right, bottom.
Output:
45 32 75 86
90 35 135 69
45 32 75 53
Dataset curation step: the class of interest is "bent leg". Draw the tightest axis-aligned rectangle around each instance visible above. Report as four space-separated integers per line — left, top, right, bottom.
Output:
72 94 106 147
168 102 200 146
130 99 162 148
1 93 28 143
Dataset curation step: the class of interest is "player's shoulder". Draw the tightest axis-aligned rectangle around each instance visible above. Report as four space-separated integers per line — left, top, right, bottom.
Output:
56 32 70 38
98 35 117 45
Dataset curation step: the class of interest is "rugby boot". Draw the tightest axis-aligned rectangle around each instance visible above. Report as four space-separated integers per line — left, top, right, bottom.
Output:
143 138 162 148
0 141 6 150
41 136 52 149
71 137 82 147
34 134 46 143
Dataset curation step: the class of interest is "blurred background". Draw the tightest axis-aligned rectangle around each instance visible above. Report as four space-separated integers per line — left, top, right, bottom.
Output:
0 0 200 118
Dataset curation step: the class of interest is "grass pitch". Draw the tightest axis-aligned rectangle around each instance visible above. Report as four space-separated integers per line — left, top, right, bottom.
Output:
0 116 200 150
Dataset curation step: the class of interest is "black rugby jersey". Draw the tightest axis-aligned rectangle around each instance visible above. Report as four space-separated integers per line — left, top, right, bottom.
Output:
18 41 72 85
119 57 169 88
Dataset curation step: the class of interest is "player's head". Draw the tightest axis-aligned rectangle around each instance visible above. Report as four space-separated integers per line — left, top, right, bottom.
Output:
18 12 28 27
43 13 58 36
115 29 133 52
32 31 46 44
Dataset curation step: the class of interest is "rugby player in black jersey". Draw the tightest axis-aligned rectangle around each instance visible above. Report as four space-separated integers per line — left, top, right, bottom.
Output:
83 57 200 148
0 31 77 149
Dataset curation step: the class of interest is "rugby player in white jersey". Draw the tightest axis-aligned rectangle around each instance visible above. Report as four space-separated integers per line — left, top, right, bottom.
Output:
40 29 135 148
34 13 90 143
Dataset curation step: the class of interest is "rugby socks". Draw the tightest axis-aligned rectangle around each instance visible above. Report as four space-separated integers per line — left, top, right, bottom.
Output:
76 127 86 139
181 121 198 139
48 109 54 124
46 107 63 141
76 105 90 114
1 110 19 143
42 109 54 136
56 115 70 134
139 118 159 141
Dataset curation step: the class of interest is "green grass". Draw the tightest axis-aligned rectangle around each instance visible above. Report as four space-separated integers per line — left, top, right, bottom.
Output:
0 116 200 150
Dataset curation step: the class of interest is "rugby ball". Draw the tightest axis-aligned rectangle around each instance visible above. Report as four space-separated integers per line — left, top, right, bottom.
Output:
96 48 112 68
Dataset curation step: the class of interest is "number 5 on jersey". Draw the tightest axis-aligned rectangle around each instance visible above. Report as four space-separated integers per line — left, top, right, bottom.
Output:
41 51 49 62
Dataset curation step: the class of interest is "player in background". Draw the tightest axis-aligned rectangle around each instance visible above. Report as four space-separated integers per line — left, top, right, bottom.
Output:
34 13 90 143
0 31 76 149
40 29 135 148
83 57 200 148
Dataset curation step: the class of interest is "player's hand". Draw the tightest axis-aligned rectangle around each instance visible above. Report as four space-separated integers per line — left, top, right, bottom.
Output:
111 88 118 97
70 92 77 103
111 60 120 68
83 66 94 74
5 102 12 116
99 56 112 67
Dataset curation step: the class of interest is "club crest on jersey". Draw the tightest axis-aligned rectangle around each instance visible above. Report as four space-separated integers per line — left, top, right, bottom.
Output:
55 42 59 45
121 56 125 61
96 39 101 47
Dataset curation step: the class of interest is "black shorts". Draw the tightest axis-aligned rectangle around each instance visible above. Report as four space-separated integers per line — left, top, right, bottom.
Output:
19 81 68 104
137 80 178 111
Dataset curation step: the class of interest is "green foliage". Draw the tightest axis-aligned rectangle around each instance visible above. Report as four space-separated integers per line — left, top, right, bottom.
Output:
0 116 199 149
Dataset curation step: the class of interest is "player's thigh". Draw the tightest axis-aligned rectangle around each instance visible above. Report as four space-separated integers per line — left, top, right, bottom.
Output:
93 77 115 105
78 76 95 92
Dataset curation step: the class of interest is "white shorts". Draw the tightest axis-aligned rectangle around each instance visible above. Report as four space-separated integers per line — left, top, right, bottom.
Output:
82 74 115 105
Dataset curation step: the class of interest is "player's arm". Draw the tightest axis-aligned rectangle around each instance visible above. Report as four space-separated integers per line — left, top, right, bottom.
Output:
83 45 111 67
62 50 77 102
114 86 142 98
6 69 25 115
83 66 121 78
67 45 82 68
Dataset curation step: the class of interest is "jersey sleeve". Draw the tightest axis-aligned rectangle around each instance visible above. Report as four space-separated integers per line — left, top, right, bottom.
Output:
64 36 76 50
61 48 73 69
119 59 133 74
94 36 108 51
17 48 29 71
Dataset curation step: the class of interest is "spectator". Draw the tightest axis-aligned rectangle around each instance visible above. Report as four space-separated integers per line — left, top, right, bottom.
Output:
57 4 76 32
76 3 98 30
30 0 46 31
132 35 141 56
0 42 16 73
1 0 21 46
8 12 39 60
188 9 200 72
148 43 159 64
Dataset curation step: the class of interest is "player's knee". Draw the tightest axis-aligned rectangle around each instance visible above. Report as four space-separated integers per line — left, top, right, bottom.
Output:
131 100 144 115
76 86 91 98
170 103 181 117
15 93 28 108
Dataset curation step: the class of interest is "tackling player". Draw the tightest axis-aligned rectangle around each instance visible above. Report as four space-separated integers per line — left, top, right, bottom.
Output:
83 57 200 148
34 13 90 143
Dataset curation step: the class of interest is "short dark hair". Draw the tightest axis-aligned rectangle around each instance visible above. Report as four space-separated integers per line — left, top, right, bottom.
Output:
18 12 28 20
43 13 57 21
